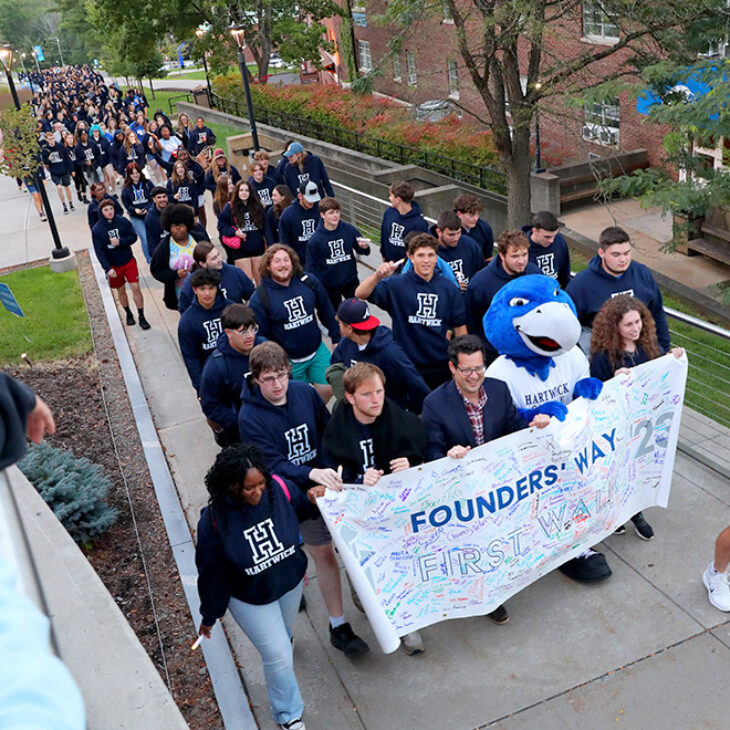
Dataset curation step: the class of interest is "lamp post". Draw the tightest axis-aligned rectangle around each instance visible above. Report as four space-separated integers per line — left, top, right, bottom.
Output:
18 53 34 95
229 24 260 152
195 28 212 107
31 47 41 74
0 46 71 263
533 81 543 172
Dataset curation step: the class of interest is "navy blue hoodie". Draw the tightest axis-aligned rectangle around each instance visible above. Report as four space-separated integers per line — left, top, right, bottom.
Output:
379 203 429 262
166 173 202 207
278 201 320 266
178 262 255 314
188 126 217 156
428 225 484 287
566 255 670 351
199 332 265 430
42 142 71 176
282 153 334 199
306 220 368 289
87 194 124 230
369 269 466 367
121 180 154 220
249 274 339 359
465 257 542 348
330 325 431 411
145 205 167 257
196 482 313 617
91 215 137 271
521 224 572 289
461 218 494 259
217 202 266 256
75 138 100 170
249 174 276 208
204 164 241 193
238 378 330 489
177 293 232 392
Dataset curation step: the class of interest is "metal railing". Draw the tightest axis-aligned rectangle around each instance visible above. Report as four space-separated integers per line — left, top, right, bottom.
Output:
209 91 508 195
167 91 193 114
332 180 730 427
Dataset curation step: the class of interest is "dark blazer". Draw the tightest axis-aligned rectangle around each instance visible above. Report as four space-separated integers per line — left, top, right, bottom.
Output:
421 378 526 461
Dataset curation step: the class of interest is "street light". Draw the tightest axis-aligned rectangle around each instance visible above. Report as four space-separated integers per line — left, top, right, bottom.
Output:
0 46 71 264
533 81 543 172
18 52 34 95
229 24 260 151
195 28 212 107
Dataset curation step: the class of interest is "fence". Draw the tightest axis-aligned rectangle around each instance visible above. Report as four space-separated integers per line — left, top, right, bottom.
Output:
209 92 508 195
332 180 730 428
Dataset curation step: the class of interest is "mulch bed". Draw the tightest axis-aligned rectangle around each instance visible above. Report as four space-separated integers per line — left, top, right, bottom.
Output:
5 250 222 729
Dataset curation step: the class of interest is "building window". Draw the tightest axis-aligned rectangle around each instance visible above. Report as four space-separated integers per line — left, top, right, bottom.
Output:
447 59 459 99
393 55 402 82
406 50 417 86
358 40 372 71
442 1 454 23
504 75 528 115
352 6 367 26
583 100 620 146
582 1 619 41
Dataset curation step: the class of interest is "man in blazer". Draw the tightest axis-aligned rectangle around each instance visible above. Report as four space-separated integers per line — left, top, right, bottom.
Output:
421 334 550 624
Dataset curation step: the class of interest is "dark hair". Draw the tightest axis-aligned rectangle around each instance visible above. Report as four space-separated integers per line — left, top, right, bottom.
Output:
319 196 341 213
496 229 529 256
599 226 631 249
590 295 661 370
437 210 462 232
532 211 559 231
123 162 146 188
204 442 271 507
161 203 195 232
249 341 290 379
192 240 216 266
407 233 438 255
448 335 487 366
259 244 304 280
389 180 415 203
221 303 257 330
189 268 221 289
272 184 294 218
453 193 483 214
231 180 264 230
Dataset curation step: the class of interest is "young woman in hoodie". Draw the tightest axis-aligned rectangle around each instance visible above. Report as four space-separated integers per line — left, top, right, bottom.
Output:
121 163 154 264
90 124 115 193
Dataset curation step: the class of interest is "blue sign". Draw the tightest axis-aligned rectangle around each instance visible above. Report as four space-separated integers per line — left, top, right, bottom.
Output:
0 283 24 318
637 70 714 116
33 45 44 62
353 11 367 26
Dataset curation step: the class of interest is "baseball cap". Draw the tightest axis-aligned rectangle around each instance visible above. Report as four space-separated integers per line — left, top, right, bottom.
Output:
213 147 226 159
337 298 380 331
283 141 304 158
298 180 321 204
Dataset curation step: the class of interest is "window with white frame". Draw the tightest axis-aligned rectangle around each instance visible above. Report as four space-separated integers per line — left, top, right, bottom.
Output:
447 59 459 99
583 100 620 146
582 1 619 42
442 1 454 23
358 40 372 71
406 51 417 86
504 75 528 115
393 55 402 82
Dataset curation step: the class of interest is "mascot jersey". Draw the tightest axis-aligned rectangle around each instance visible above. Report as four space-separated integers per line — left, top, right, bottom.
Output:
486 347 589 410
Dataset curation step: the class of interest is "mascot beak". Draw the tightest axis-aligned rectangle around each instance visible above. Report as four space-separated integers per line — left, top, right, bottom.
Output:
512 301 581 356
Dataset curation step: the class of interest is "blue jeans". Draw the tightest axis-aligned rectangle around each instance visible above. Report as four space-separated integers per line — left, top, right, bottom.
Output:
228 580 304 725
129 216 150 263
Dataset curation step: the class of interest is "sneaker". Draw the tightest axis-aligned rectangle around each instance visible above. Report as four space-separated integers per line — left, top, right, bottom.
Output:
631 512 654 541
329 622 369 658
558 550 612 583
138 313 151 330
279 717 306 730
126 311 136 326
40 213 47 222
613 524 627 535
69 202 75 211
401 630 425 655
63 205 69 214
486 604 510 625
703 562 730 611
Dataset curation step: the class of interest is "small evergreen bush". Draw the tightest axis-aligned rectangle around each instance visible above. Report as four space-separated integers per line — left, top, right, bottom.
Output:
19 442 119 544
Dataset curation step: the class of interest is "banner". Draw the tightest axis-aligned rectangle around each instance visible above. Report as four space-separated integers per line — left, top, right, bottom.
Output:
318 354 688 653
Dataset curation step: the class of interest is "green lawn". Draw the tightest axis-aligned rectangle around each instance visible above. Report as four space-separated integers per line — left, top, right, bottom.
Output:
0 267 92 366
568 245 730 426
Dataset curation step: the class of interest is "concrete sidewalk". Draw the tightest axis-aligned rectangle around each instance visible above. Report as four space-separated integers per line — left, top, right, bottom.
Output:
3 172 730 728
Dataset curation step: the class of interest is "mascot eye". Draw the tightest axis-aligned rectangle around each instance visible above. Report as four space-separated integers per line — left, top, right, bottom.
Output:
509 297 530 307
553 288 559 297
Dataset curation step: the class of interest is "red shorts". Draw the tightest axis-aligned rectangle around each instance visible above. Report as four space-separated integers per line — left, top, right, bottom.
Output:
107 258 139 288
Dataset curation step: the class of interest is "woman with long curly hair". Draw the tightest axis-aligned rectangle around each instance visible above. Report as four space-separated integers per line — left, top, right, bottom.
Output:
590 294 684 540
264 184 294 246
195 442 317 730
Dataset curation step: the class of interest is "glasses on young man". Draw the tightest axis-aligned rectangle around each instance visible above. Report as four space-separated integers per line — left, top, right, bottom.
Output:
455 365 485 376
233 325 259 337
258 370 289 386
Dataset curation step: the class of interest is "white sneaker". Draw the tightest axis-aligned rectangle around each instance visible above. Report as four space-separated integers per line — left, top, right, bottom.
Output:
279 717 305 730
703 562 730 612
402 630 425 655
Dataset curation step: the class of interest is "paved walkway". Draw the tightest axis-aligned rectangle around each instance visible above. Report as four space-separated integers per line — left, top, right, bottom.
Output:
2 174 730 728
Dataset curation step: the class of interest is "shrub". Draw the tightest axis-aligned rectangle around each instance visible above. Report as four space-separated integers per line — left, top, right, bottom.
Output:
19 442 119 545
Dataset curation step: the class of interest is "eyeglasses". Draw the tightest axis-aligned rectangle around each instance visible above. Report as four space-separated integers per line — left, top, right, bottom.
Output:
455 365 485 376
234 325 259 337
259 370 289 386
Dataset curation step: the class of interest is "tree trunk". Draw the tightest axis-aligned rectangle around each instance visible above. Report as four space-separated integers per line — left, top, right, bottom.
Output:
504 127 533 228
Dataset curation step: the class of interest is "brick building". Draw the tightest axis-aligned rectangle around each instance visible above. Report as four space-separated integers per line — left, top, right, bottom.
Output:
341 1 672 168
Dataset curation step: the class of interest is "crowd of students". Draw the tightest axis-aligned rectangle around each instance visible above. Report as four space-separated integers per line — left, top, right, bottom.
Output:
26 66 728 730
